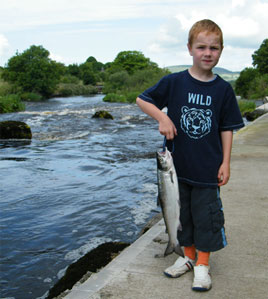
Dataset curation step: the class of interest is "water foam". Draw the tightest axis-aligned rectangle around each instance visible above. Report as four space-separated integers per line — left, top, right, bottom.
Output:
64 236 112 262
130 183 158 225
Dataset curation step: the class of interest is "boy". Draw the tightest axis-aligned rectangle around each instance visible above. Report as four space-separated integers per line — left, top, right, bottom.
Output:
136 19 244 291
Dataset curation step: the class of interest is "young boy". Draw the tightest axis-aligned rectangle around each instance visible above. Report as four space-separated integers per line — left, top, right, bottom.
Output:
136 19 244 291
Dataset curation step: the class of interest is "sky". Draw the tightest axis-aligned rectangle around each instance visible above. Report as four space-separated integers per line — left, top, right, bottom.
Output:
0 0 267 72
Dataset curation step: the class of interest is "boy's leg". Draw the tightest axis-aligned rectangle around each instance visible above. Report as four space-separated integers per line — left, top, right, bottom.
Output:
191 187 226 253
191 187 226 292
164 183 196 278
184 244 196 261
196 251 210 266
163 249 195 278
192 251 211 291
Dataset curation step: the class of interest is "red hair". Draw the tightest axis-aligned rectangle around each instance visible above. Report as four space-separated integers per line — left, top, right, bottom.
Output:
188 19 223 48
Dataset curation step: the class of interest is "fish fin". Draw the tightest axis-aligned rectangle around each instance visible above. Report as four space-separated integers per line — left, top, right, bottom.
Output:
157 194 160 206
169 171 174 183
164 242 174 256
175 244 184 257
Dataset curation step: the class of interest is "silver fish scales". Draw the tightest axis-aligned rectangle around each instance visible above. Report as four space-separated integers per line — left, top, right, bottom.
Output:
156 148 184 257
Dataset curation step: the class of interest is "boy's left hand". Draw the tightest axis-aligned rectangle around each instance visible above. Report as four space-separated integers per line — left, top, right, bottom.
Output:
217 162 230 186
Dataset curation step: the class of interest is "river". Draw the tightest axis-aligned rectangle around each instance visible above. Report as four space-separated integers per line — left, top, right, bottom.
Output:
0 95 162 299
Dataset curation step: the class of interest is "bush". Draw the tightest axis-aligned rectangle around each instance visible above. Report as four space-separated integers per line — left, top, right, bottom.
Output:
0 81 14 96
81 85 98 95
125 91 140 103
55 83 98 97
60 75 81 84
238 100 256 115
0 94 25 113
103 93 126 103
20 92 43 102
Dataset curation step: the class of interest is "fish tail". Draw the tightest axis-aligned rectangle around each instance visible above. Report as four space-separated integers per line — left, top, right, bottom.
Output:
164 241 176 256
175 244 184 257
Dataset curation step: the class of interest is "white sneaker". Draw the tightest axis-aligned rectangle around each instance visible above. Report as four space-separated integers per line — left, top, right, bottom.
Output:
164 256 195 278
192 265 212 291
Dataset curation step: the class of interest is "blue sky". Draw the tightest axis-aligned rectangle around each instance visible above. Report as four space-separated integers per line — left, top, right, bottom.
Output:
1 0 267 71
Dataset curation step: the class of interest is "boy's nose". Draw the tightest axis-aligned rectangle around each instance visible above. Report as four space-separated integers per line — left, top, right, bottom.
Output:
204 49 212 56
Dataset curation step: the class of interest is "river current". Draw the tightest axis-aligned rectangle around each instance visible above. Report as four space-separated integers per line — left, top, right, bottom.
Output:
0 95 162 299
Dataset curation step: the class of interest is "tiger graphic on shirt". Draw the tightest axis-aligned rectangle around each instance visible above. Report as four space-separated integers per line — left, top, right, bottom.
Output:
180 106 212 139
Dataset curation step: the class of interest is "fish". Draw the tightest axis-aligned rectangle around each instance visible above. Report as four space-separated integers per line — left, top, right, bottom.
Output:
156 147 184 257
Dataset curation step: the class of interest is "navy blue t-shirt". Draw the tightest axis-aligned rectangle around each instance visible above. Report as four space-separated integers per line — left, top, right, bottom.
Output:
139 70 244 188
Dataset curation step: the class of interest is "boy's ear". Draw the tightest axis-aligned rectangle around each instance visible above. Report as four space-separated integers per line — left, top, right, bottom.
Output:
187 43 193 56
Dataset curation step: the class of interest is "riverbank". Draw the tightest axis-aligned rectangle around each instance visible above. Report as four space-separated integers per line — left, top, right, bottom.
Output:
62 113 268 299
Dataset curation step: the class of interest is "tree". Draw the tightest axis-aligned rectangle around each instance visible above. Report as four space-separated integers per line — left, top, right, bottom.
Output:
79 62 97 85
252 39 268 75
248 74 268 100
235 67 259 98
103 70 130 93
67 63 82 78
86 56 104 72
108 51 158 75
2 45 63 98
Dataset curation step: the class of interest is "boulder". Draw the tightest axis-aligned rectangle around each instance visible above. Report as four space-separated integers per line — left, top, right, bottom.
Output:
244 110 267 122
92 110 114 120
0 121 32 139
46 242 129 299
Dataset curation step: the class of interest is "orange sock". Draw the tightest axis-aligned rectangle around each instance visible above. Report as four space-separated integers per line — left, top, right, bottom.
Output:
196 251 210 266
184 245 196 260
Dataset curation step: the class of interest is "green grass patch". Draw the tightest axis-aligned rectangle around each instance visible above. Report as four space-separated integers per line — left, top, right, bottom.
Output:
103 93 126 103
0 94 25 113
238 99 256 115
103 91 140 103
20 92 43 102
55 83 98 97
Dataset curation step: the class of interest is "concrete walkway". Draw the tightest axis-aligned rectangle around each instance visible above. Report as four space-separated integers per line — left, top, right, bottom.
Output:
64 114 268 299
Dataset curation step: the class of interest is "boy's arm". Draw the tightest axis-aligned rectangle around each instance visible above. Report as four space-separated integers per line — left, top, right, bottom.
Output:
218 130 233 186
136 97 177 140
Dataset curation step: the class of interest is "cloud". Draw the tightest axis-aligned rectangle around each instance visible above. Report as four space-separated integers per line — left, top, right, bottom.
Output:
0 0 182 31
146 0 267 70
49 52 66 63
0 34 9 56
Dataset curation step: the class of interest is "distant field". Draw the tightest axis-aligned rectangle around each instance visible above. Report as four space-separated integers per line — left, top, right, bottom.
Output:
166 65 240 81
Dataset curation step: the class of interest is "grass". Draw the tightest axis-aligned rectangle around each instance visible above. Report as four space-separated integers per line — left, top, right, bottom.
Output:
238 99 256 115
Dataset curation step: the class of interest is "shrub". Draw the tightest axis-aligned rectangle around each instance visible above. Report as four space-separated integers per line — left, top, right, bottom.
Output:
20 92 43 102
238 100 256 115
103 93 126 103
0 94 25 113
81 85 98 95
55 83 98 97
125 91 140 103
60 75 81 84
0 81 17 96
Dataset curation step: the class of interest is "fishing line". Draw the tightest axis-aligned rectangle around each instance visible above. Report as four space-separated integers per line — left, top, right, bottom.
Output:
162 136 175 153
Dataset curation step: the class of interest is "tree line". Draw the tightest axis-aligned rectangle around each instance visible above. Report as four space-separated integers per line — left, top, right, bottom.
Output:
0 46 168 113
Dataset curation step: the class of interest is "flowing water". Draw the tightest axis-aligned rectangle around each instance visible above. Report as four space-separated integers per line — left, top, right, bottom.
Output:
0 95 162 299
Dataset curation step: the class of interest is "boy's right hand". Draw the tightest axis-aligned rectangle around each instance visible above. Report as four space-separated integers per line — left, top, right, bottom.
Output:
159 115 177 140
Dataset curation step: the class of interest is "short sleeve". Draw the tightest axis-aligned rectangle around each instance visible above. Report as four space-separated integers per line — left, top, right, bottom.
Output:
219 84 245 131
138 75 170 110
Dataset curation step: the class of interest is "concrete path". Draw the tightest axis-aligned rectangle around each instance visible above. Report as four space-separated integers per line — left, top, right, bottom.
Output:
64 114 268 299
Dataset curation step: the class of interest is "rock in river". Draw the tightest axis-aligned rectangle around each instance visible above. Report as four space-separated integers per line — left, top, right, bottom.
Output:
0 121 32 139
92 110 114 119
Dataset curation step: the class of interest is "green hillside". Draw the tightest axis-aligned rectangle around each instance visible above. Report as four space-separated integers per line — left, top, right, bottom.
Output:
166 65 240 81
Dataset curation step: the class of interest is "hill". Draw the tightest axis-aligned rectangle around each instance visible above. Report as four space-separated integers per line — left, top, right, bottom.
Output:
166 65 240 81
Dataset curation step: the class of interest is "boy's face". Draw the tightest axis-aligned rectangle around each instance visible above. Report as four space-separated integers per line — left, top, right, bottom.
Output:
188 32 223 72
